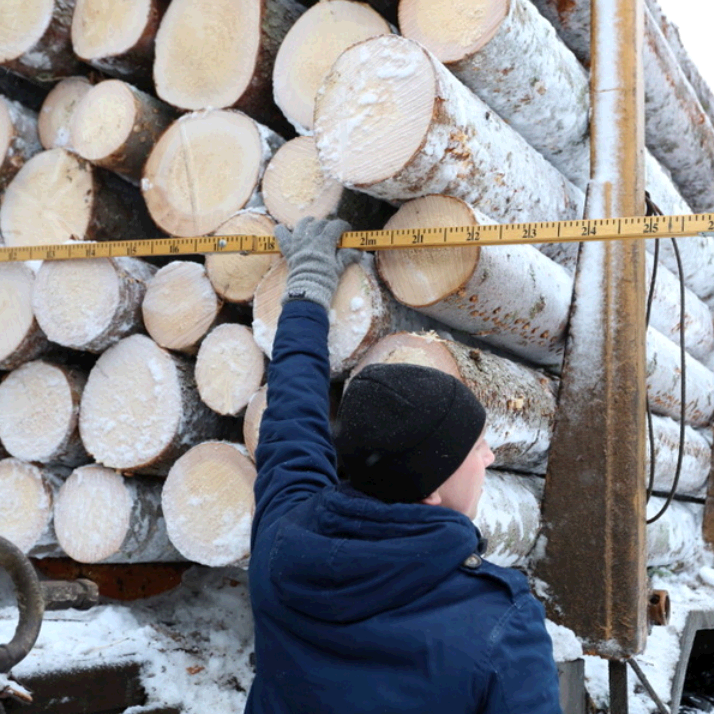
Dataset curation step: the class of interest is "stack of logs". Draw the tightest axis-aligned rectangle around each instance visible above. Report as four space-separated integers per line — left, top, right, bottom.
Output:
0 0 712 575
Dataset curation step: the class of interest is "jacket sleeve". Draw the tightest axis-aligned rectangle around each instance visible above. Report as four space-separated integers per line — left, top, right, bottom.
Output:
481 593 563 714
252 299 339 545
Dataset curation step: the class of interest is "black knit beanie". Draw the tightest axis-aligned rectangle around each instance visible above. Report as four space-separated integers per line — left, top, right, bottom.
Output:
333 363 487 503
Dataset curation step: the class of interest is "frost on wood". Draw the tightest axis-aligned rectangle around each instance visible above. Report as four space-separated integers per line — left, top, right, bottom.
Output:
72 0 168 89
162 442 256 566
38 76 92 150
54 464 180 563
272 0 391 134
0 0 82 81
262 135 387 230
353 331 557 474
0 458 53 553
314 35 584 222
0 360 88 466
0 96 42 192
646 498 704 567
196 324 265 417
153 0 304 128
79 334 223 475
0 263 49 370
399 0 590 188
376 195 573 367
33 257 156 353
142 261 223 354
206 211 278 304
142 110 283 237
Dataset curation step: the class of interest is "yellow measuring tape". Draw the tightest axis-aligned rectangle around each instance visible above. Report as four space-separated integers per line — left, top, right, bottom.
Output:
1 213 713 262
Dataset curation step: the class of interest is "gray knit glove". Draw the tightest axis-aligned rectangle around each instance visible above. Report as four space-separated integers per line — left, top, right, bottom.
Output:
275 217 361 311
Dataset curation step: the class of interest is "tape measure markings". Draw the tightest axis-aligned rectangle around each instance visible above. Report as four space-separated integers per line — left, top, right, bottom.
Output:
1 213 713 263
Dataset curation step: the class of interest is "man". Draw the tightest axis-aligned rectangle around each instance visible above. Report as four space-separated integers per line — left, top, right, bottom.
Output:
246 217 562 713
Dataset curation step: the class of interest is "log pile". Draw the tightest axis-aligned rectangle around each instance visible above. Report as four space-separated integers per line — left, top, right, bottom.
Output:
0 0 710 578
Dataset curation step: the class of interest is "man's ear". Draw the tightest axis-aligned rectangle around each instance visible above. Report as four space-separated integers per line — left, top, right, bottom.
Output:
420 490 442 506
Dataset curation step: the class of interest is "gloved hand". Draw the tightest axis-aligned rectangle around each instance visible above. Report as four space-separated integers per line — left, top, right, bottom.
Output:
275 217 361 312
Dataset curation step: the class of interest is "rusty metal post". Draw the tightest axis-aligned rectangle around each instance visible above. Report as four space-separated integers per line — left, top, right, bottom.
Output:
534 0 648 660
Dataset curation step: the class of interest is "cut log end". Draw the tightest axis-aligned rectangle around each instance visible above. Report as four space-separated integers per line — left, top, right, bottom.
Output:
273 0 391 132
315 36 436 186
162 442 256 566
38 76 92 150
243 385 267 460
0 458 52 553
398 0 510 63
54 465 133 563
142 110 271 237
142 261 221 352
0 0 55 64
206 211 278 303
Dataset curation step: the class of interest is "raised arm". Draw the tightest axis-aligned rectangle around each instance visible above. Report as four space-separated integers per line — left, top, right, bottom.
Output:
252 218 359 541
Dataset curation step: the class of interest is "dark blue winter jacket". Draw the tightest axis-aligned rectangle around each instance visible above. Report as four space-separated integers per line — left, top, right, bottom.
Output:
247 299 562 713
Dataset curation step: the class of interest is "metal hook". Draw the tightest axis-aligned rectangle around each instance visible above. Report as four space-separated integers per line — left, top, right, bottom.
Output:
0 535 44 673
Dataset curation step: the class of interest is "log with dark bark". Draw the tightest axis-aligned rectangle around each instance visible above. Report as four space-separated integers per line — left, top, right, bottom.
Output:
54 464 180 563
79 333 224 475
33 257 156 353
0 0 83 82
0 263 49 370
162 441 256 566
71 79 176 183
141 110 283 237
71 0 169 90
37 75 91 149
153 0 304 130
314 34 584 221
0 148 155 247
142 261 223 354
273 0 391 134
0 95 41 191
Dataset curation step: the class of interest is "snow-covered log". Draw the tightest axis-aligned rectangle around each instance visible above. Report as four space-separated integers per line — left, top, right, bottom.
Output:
314 34 584 221
262 136 387 230
54 464 180 563
33 257 156 353
205 211 279 305
153 0 304 129
243 386 267 461
195 324 265 417
353 331 558 474
71 79 176 184
142 262 223 354
1 148 153 247
529 0 714 212
273 0 391 134
0 96 41 191
37 76 91 150
0 263 49 370
141 110 283 237
253 255 433 377
375 195 572 368
162 442 256 567
0 360 88 466
0 0 83 82
646 498 704 567
79 334 223 475
0 458 55 554
71 0 168 89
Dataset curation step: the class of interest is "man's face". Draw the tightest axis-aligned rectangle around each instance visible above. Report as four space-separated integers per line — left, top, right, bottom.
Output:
437 434 495 520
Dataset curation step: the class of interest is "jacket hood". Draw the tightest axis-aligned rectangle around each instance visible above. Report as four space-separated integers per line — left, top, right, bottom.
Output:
268 484 482 623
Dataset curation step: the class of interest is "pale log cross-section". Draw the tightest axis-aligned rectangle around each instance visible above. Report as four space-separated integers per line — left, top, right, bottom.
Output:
0 263 49 370
0 95 41 192
142 261 223 354
79 333 223 475
32 257 156 353
273 0 391 134
243 385 267 461
54 464 180 564
162 442 257 567
141 109 284 237
205 210 279 305
37 76 92 150
0 360 88 466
